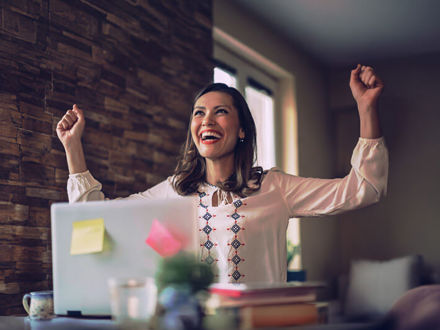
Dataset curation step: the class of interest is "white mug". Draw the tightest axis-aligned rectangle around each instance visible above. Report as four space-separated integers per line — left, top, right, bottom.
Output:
22 290 54 320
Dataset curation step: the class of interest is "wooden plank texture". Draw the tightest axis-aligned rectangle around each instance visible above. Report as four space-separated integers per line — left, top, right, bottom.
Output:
0 0 213 315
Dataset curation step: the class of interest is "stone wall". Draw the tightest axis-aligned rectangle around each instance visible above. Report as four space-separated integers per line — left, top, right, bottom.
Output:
0 0 212 315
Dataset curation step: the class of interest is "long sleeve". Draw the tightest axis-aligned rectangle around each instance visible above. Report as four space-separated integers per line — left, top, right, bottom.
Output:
67 170 105 203
274 137 388 218
67 170 175 203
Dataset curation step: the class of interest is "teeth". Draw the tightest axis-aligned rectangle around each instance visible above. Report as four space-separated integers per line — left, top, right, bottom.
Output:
201 131 222 140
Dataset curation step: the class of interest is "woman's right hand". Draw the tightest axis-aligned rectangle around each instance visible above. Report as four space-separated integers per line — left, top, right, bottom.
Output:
56 104 85 151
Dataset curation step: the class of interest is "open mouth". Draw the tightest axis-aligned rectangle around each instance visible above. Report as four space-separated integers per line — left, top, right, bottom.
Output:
200 130 222 144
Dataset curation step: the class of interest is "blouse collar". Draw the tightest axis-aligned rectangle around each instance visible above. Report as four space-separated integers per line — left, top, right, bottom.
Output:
199 182 234 207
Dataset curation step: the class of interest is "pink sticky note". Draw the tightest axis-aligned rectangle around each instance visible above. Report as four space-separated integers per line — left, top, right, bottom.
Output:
145 219 182 257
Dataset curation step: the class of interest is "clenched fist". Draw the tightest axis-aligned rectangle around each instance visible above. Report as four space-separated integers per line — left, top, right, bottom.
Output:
56 104 85 151
350 64 384 113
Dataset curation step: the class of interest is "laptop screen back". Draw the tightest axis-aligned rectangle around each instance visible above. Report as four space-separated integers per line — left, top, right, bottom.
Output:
51 198 197 316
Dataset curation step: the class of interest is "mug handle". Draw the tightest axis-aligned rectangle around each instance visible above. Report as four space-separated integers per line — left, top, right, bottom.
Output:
22 294 31 315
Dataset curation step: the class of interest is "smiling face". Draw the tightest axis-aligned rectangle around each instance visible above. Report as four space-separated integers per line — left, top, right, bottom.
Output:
191 91 245 162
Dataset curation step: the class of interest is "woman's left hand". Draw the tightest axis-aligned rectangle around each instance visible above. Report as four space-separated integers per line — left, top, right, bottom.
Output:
349 64 384 112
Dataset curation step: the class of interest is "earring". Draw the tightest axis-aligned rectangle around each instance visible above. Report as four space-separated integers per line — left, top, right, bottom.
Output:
239 138 244 143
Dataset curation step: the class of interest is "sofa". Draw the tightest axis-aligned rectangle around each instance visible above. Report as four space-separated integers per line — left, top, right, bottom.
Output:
295 255 440 330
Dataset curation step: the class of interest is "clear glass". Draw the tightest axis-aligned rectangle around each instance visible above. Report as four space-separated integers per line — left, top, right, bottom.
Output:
245 86 276 169
108 277 157 330
214 67 237 88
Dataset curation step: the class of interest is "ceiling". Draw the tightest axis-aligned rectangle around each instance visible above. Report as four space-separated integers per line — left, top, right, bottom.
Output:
234 0 440 67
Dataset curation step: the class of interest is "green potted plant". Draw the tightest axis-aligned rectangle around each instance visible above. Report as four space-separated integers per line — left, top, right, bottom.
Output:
154 252 215 330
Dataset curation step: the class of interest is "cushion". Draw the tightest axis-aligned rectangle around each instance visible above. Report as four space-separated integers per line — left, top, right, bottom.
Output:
344 255 422 320
384 285 440 330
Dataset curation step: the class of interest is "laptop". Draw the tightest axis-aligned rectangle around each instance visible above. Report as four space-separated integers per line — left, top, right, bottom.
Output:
51 198 197 317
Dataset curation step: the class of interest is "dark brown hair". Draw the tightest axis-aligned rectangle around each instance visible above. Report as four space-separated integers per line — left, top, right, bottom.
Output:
172 83 263 197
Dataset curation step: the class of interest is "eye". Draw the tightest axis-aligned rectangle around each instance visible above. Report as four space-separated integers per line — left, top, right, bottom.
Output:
193 110 204 116
216 108 228 114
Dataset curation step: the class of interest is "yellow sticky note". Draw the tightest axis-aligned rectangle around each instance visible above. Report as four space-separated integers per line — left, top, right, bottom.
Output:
70 218 105 255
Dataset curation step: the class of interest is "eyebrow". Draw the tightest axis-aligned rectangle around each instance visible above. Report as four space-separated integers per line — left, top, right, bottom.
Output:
193 105 232 110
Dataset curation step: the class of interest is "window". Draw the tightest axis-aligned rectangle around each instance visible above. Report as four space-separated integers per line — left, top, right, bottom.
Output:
214 66 237 88
245 82 275 169
213 57 276 169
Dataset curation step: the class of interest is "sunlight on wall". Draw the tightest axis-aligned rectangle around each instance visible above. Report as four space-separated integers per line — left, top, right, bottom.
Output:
280 78 301 270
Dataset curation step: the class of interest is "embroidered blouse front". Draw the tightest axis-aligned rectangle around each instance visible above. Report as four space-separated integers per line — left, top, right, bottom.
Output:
194 177 292 283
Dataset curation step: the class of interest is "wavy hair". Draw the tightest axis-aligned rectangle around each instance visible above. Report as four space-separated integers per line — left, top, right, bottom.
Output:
172 83 263 197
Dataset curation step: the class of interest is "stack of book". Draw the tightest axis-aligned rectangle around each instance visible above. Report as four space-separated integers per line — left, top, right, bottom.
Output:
208 282 328 328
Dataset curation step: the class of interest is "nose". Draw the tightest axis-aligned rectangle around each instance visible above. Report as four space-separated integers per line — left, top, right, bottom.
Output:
202 111 215 126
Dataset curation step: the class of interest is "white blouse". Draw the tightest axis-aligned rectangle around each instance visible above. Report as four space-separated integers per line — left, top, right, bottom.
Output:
67 137 388 284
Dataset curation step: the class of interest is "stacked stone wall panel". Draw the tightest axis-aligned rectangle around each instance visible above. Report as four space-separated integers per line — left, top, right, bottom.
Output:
0 0 213 315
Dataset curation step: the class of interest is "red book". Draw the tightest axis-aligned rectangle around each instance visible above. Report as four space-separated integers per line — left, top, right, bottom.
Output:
210 281 324 298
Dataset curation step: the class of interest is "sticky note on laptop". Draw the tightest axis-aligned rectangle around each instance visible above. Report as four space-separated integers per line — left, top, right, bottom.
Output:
70 218 105 255
145 219 182 257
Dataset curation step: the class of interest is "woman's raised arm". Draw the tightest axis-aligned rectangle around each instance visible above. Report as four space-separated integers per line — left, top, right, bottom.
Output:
349 64 384 139
56 104 87 174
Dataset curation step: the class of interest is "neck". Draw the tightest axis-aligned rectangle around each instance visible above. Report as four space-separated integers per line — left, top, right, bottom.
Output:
205 155 235 186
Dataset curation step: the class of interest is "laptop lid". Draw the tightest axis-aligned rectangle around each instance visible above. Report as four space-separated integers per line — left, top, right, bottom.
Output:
51 198 197 316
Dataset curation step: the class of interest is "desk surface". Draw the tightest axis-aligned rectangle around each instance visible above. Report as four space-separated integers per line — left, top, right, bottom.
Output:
0 316 117 330
0 316 383 330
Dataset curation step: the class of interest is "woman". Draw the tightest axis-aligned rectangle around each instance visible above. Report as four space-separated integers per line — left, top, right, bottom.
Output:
57 64 388 283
